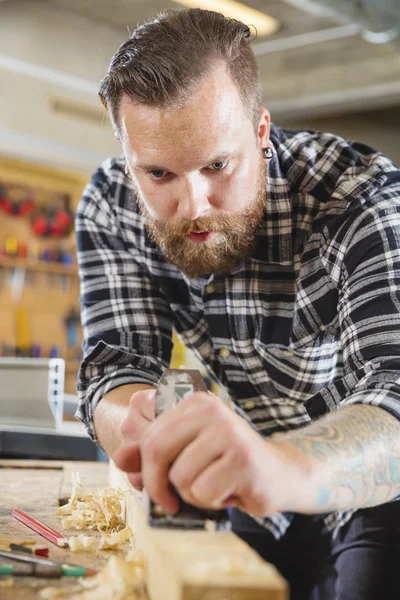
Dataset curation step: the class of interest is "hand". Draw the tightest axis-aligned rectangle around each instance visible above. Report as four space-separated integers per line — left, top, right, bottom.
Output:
114 391 293 516
118 388 156 489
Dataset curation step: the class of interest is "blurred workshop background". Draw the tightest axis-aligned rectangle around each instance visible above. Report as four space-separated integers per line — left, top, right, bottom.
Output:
0 0 399 461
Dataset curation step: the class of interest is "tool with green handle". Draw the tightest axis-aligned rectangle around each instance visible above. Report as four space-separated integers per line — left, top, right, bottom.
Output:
0 548 96 578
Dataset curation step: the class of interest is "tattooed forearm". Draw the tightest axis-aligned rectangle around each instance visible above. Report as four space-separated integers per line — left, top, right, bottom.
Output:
283 404 400 512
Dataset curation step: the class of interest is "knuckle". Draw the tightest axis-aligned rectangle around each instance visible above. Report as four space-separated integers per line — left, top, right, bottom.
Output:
120 417 134 438
129 391 144 410
229 435 252 469
120 415 141 440
184 391 207 406
189 392 222 415
169 466 189 492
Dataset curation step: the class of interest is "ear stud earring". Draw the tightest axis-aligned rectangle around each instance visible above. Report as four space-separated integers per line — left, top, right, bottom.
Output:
262 147 273 160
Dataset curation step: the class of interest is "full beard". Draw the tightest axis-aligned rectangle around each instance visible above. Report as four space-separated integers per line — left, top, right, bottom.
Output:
134 160 267 279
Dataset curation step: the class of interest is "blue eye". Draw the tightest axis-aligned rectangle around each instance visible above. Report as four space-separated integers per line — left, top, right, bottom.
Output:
209 160 228 171
149 170 166 179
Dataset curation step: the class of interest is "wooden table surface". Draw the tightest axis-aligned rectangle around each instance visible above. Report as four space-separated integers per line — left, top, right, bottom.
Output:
0 459 123 599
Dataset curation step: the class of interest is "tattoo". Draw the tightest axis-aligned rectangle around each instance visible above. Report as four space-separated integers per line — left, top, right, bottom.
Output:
285 405 400 512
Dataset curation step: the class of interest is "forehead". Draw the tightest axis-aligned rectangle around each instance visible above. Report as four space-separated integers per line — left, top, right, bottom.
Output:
119 63 252 166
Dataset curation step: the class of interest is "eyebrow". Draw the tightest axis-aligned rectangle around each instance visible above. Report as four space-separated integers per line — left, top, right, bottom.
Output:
133 153 232 172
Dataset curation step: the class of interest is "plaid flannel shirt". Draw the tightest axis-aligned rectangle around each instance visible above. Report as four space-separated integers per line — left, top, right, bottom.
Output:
75 125 400 539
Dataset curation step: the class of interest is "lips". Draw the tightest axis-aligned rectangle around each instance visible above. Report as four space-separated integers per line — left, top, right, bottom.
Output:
186 231 216 243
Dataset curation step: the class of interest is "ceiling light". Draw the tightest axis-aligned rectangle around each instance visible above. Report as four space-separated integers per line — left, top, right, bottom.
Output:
171 0 280 37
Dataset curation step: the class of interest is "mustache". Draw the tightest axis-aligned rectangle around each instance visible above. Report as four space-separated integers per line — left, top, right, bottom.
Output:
167 213 242 236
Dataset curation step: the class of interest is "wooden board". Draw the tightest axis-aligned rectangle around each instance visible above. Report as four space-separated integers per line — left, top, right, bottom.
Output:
0 460 120 599
110 461 288 600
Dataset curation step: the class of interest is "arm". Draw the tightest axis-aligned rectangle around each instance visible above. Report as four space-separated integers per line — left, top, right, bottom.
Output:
270 404 400 514
93 383 154 456
271 185 400 514
75 161 173 448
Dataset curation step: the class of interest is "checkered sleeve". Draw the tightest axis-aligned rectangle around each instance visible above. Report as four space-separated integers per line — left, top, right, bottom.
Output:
74 165 173 441
305 175 400 423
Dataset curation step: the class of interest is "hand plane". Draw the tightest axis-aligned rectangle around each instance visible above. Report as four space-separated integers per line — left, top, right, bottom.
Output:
146 368 231 531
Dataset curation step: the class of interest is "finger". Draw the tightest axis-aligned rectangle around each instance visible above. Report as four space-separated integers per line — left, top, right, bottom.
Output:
144 391 222 453
141 416 204 509
136 389 156 421
168 427 226 505
141 394 224 512
127 472 144 490
190 454 239 509
113 442 141 473
120 414 152 444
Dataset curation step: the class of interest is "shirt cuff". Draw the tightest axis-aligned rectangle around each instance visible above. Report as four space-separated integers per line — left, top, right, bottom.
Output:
304 362 400 423
75 340 166 442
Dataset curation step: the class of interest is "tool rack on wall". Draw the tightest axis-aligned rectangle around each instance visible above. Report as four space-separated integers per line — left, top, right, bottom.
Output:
0 156 88 395
0 156 218 402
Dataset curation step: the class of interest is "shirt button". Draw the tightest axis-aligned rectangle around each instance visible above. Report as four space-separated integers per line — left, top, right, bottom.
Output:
244 400 256 410
205 283 216 294
219 348 230 358
282 350 294 356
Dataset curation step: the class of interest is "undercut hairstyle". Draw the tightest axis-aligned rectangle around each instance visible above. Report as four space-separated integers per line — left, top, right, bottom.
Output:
99 8 262 134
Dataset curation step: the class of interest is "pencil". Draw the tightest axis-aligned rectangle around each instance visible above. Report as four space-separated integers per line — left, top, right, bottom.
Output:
12 509 68 548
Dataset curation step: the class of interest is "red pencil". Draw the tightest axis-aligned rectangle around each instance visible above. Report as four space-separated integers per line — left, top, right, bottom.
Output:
12 509 68 548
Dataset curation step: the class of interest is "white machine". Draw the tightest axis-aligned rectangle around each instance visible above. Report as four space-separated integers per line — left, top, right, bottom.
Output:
0 357 97 460
0 357 64 429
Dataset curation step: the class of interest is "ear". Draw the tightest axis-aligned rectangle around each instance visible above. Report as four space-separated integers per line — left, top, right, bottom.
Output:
257 108 270 148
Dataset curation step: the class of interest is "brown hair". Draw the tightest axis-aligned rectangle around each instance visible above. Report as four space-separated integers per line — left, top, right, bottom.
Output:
99 8 261 133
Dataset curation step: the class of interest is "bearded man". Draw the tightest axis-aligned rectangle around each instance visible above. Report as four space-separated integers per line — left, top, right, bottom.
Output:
76 9 400 599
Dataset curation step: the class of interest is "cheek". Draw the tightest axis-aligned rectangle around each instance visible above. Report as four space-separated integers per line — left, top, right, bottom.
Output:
219 165 258 213
135 178 175 220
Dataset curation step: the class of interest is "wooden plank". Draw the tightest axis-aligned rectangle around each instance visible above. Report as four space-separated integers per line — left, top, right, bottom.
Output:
110 461 288 600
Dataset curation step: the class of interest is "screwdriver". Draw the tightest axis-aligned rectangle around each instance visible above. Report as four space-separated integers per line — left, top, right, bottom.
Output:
0 549 96 578
0 563 88 577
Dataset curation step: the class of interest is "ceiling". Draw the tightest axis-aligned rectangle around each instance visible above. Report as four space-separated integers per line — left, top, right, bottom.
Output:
29 0 400 121
0 0 399 126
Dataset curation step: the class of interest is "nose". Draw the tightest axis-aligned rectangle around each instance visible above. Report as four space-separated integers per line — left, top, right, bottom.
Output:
176 173 211 221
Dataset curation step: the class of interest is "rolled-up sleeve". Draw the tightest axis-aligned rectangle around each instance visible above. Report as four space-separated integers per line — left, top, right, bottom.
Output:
75 165 173 440
305 179 400 423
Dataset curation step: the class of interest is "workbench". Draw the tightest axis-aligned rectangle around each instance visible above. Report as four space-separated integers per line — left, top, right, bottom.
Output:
0 459 130 599
0 460 287 600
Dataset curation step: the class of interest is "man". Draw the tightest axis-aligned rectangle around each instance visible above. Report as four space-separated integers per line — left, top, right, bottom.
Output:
76 8 400 599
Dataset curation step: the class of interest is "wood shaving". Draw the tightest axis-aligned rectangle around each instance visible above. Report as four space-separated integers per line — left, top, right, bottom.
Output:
58 473 127 533
98 526 133 550
67 534 98 553
57 475 134 553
